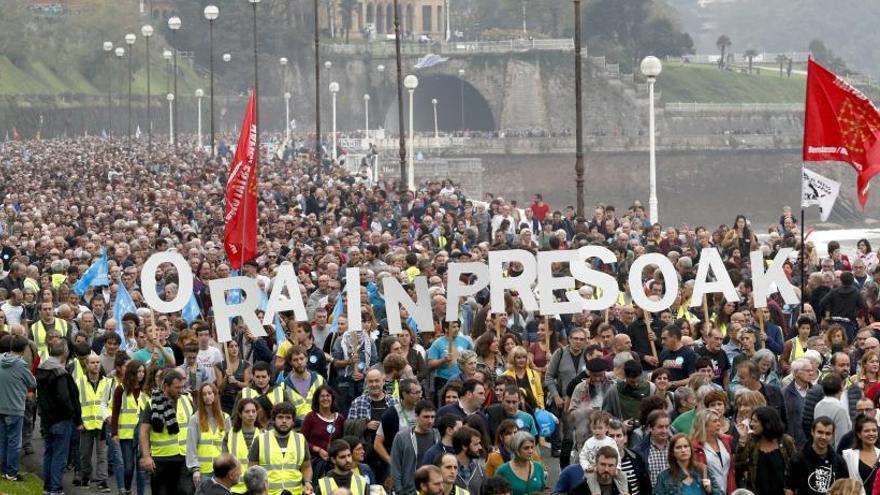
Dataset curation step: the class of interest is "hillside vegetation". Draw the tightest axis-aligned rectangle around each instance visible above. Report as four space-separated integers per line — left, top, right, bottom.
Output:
0 0 202 96
656 62 806 103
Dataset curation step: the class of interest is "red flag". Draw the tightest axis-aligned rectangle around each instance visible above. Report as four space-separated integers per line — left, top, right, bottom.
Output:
224 89 259 270
12 127 19 141
803 58 880 207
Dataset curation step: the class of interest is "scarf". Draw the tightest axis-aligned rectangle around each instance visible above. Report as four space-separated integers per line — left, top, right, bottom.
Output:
149 389 179 435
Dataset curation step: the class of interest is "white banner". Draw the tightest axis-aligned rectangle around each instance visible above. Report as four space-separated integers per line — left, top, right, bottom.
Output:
802 167 841 222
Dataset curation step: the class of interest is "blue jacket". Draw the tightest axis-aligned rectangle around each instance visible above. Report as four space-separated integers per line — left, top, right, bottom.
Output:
782 380 808 449
654 467 722 495
0 353 36 416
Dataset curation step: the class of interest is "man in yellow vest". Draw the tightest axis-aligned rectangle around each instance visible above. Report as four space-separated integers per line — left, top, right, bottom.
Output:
415 465 445 495
316 439 369 495
248 402 314 495
30 301 68 360
233 361 292 423
75 354 111 491
437 453 470 495
284 345 324 427
139 369 195 495
198 453 241 495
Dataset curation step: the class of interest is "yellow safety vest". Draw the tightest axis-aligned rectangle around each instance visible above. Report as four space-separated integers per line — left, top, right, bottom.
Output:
32 319 69 360
318 473 368 495
256 430 307 495
115 389 146 440
242 384 287 407
78 376 110 431
148 394 193 458
453 487 471 495
288 373 324 420
788 337 808 363
228 428 263 494
71 359 85 387
196 412 230 475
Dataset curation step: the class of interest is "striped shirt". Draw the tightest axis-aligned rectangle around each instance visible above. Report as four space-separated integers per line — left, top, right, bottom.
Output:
620 453 640 495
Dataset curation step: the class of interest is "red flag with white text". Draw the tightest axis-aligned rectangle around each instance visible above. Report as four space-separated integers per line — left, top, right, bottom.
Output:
224 89 258 269
803 58 880 207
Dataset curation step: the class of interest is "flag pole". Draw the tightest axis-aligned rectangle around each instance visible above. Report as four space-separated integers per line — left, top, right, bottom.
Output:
800 194 806 314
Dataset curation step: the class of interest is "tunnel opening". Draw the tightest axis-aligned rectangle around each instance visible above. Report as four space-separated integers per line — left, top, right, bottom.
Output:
381 74 495 134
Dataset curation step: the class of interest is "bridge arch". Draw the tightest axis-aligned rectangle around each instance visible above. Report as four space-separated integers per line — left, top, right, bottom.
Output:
381 74 495 134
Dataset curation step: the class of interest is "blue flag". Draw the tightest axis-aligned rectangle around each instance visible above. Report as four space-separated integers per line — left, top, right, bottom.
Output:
113 280 136 351
275 315 286 349
329 284 346 333
259 287 269 312
182 293 202 325
73 247 109 296
226 270 242 306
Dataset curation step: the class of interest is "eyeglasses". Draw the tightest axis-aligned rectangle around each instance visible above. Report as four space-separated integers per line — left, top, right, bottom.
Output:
857 408 874 414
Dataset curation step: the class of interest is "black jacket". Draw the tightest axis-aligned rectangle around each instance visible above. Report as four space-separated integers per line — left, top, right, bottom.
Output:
818 285 865 322
35 358 82 428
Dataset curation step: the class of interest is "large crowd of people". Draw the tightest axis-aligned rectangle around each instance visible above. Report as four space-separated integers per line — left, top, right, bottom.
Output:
0 137 877 495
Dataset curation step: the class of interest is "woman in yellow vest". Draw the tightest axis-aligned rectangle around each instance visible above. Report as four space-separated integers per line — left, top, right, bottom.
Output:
502 346 544 413
224 398 264 494
780 315 813 376
186 382 231 485
110 359 147 495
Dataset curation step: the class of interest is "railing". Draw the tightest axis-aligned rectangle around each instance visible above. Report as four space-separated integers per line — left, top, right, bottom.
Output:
324 38 575 57
664 102 804 113
669 51 811 65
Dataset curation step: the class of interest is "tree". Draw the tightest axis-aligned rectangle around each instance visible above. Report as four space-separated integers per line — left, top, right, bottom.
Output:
716 35 732 69
775 54 787 78
809 39 851 75
338 0 357 43
744 49 757 73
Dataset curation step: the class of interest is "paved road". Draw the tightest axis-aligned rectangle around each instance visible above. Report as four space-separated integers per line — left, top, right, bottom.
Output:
19 420 564 495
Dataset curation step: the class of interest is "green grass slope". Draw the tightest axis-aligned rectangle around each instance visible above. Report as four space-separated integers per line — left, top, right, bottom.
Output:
656 62 807 103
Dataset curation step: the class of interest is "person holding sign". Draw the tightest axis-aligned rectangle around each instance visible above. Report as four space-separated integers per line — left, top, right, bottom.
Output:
315 440 369 495
248 402 314 495
233 362 293 425
427 321 473 405
331 316 378 414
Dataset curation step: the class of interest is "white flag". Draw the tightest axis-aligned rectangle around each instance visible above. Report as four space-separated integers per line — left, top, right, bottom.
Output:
802 168 841 222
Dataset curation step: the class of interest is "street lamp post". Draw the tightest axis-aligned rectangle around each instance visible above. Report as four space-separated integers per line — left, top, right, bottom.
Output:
141 25 154 154
284 92 292 142
115 48 126 135
432 98 439 141
166 93 174 144
574 0 584 219
458 68 465 131
329 82 339 161
163 50 172 95
196 88 204 149
103 42 114 137
125 33 136 143
249 0 261 174
377 65 385 132
641 55 663 224
168 16 181 149
363 94 370 144
314 0 322 162
393 0 406 194
404 74 418 191
222 53 231 133
445 0 451 41
205 5 219 157
280 57 289 140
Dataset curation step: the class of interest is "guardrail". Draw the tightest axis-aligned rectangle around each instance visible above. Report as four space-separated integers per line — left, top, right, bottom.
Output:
664 102 804 113
324 38 575 57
